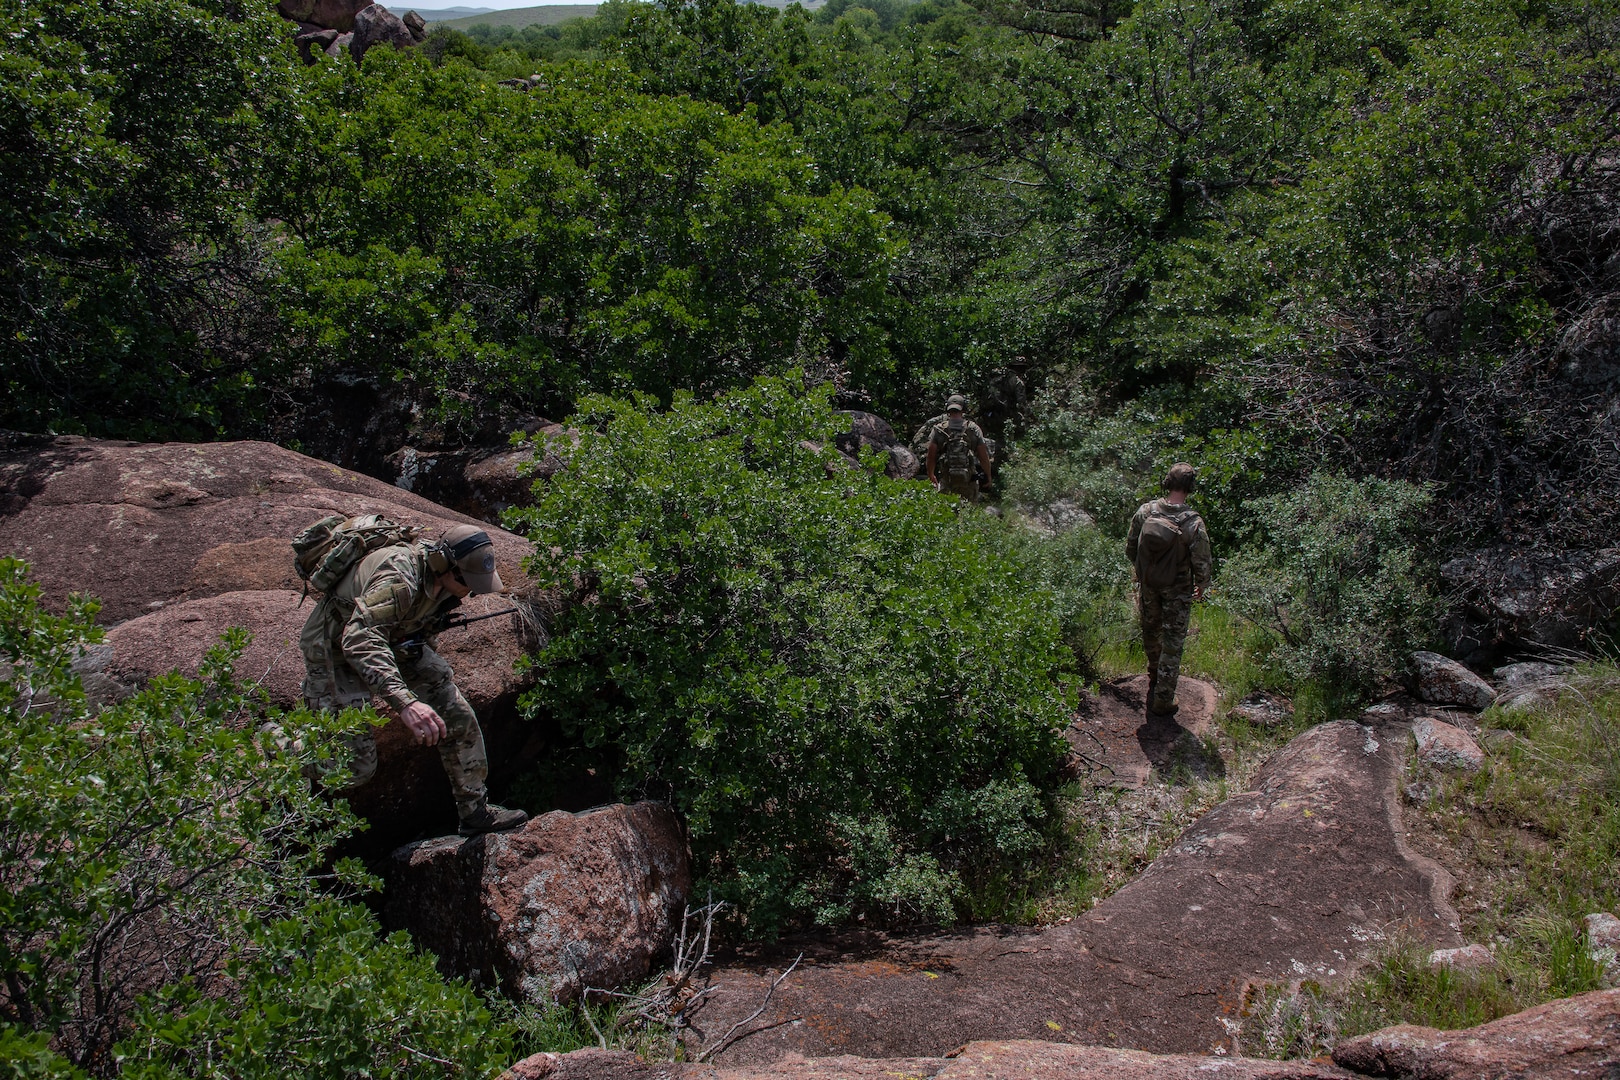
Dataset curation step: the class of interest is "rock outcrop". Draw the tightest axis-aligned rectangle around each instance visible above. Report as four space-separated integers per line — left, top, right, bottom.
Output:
1494 661 1568 715
1333 987 1620 1079
1409 652 1497 711
505 988 1620 1079
386 802 691 1001
0 433 554 851
295 26 339 62
1441 546 1620 665
835 410 920 480
277 0 425 64
389 422 570 525
350 4 416 60
681 717 1461 1063
278 0 373 32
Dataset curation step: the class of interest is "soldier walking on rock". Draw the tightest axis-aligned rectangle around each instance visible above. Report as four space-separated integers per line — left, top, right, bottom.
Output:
299 523 529 837
1125 463 1212 720
926 395 995 503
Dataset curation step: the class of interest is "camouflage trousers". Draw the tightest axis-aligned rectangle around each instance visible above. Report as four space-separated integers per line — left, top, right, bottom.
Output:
1139 586 1193 713
940 471 979 504
301 640 489 821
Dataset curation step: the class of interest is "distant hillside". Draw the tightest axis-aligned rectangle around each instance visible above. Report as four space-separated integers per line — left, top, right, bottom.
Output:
433 0 820 28
435 5 597 28
399 6 494 20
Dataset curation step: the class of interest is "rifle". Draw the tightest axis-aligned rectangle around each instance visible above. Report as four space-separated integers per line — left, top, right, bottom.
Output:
395 607 521 662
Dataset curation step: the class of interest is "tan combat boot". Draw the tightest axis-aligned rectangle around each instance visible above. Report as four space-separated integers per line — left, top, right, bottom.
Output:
459 802 529 837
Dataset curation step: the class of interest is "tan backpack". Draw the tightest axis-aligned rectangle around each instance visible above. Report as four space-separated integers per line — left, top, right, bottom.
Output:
1136 506 1193 590
291 514 421 595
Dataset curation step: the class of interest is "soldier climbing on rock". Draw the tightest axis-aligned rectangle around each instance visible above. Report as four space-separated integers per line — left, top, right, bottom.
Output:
1125 463 1213 721
296 517 529 837
926 395 995 503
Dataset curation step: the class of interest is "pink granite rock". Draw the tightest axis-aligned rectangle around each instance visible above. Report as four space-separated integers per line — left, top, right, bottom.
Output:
387 802 691 1003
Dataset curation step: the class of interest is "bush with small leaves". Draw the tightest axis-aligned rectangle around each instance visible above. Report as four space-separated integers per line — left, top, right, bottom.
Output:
0 558 518 1077
116 901 512 1080
510 376 1074 936
1217 474 1439 704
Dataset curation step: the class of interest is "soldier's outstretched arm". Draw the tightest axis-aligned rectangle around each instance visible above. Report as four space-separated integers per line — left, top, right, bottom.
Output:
341 571 448 745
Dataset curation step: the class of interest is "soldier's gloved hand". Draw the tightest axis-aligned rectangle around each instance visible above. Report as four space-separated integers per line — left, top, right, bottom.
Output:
401 701 448 746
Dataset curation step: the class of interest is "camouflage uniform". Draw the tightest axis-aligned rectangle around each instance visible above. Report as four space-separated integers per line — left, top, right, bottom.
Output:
910 414 947 463
1125 499 1213 714
929 416 989 503
299 543 489 820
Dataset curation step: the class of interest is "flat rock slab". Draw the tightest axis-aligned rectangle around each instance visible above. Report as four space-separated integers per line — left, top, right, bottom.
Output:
506 1040 1353 1079
1333 987 1620 1079
686 719 1461 1064
1066 676 1222 787
508 989 1620 1079
0 434 533 623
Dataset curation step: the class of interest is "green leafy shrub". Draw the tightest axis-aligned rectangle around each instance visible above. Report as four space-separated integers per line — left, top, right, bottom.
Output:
510 376 1073 936
0 0 291 440
0 559 521 1076
1216 473 1438 704
992 521 1134 679
1004 402 1173 537
117 900 511 1080
0 1027 82 1080
0 559 365 1069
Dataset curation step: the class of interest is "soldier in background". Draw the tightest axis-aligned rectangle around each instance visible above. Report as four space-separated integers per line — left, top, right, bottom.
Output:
910 408 949 465
299 523 529 837
1125 463 1213 720
926 395 995 503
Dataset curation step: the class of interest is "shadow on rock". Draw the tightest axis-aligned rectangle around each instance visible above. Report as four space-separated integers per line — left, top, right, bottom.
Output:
1066 675 1222 788
1136 718 1226 783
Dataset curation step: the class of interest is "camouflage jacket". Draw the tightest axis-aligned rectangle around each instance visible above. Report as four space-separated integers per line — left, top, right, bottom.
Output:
1125 499 1213 588
317 544 457 711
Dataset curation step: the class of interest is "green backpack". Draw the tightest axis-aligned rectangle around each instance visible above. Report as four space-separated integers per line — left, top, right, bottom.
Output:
1136 506 1192 590
292 514 421 595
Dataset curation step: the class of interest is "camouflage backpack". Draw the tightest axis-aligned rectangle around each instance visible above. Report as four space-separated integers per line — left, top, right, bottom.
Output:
1136 505 1193 590
292 514 421 595
936 418 977 475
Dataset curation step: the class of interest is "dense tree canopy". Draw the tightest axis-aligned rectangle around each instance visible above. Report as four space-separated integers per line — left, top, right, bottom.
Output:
5 0 1615 544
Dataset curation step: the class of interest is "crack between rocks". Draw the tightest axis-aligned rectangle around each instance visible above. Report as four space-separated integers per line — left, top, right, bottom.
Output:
1376 719 1463 937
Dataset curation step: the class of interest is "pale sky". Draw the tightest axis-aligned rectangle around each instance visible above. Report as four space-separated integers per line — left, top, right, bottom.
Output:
420 1 600 9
